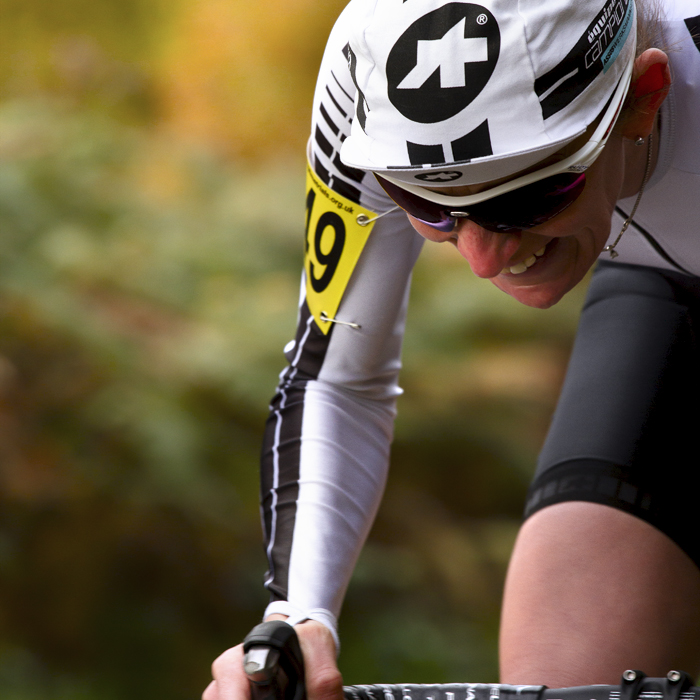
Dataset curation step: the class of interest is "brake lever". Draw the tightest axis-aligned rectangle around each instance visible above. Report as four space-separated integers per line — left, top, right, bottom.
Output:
243 620 306 700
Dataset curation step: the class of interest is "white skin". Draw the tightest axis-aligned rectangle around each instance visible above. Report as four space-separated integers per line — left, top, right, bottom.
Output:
204 49 700 699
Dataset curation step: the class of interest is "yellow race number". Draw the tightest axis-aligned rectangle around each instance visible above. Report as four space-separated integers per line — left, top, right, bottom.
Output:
304 162 379 334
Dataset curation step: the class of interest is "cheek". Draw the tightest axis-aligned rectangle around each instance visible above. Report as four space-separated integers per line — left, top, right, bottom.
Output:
540 144 624 240
533 178 618 246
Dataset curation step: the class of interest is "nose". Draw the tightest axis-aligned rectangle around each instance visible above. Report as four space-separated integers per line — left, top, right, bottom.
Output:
452 220 522 278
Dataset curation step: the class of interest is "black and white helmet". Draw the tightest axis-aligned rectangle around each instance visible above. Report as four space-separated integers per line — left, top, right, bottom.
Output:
340 0 637 186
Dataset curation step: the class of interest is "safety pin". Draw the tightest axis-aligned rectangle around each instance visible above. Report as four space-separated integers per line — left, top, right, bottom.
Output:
320 311 361 330
356 206 399 227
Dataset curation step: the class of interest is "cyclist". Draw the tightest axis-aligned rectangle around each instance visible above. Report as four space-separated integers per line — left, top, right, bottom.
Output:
203 0 700 697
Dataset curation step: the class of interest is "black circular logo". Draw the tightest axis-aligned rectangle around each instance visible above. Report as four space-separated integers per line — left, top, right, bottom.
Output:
387 3 500 124
414 171 462 182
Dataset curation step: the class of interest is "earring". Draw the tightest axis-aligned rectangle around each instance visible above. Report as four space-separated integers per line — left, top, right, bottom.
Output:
635 136 645 146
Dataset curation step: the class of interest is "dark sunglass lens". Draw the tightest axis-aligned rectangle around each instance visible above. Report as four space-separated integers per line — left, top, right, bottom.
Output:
375 171 585 235
470 173 586 230
525 173 586 225
375 175 453 227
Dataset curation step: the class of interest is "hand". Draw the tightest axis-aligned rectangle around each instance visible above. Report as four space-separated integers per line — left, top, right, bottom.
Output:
203 616 343 700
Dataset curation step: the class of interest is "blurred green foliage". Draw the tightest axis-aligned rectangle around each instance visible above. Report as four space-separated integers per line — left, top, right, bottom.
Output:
0 0 590 694
0 99 303 698
0 99 588 697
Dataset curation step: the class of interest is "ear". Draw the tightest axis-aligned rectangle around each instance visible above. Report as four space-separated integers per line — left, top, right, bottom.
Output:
619 48 671 140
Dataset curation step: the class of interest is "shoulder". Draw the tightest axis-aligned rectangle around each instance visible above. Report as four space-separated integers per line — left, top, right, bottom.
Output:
659 0 700 26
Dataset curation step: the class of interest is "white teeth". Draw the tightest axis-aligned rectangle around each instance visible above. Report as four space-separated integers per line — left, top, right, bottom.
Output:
501 246 548 275
507 262 528 274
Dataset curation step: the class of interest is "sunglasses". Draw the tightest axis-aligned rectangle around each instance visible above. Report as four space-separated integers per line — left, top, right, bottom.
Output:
376 171 587 233
376 54 634 234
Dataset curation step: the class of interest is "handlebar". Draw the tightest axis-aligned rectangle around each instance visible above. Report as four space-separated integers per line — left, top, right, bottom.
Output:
344 673 696 700
243 621 696 700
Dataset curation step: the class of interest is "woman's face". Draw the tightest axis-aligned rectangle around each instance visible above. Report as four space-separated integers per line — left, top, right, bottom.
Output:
404 49 670 309
408 131 631 309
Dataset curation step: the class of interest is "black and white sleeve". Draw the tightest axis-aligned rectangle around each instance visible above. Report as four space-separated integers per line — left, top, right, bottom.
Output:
259 3 423 650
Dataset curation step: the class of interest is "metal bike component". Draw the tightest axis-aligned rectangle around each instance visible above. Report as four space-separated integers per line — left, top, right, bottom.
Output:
244 646 281 683
343 676 699 700
620 668 647 700
664 670 694 700
617 670 695 700
243 620 305 700
345 683 547 700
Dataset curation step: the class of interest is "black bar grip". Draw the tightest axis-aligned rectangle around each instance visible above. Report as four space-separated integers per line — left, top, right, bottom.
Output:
244 621 306 700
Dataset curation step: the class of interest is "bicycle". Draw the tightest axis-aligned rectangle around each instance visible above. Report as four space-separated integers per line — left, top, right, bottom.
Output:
243 620 698 700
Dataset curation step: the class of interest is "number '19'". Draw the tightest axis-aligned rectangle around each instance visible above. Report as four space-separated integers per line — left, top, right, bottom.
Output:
305 188 346 293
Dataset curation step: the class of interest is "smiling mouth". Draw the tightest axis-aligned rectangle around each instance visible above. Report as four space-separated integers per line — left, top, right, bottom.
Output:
501 244 550 275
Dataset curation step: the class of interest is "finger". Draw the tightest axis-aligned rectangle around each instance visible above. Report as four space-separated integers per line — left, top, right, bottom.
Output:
295 621 344 700
208 644 251 700
203 680 218 700
307 666 344 700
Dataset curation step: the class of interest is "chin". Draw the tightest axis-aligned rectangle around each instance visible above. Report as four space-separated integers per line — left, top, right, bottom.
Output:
492 236 596 308
492 258 589 308
494 281 572 309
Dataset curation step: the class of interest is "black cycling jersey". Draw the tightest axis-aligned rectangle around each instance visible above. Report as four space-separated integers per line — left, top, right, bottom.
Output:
526 260 700 566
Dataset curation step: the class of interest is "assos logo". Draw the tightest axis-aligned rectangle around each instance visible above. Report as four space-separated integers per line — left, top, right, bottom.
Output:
415 171 462 182
386 3 500 124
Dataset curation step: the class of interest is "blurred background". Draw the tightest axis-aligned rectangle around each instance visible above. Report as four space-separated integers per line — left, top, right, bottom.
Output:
0 0 590 696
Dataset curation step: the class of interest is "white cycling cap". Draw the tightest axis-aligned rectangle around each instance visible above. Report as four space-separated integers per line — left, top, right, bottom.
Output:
339 0 637 186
